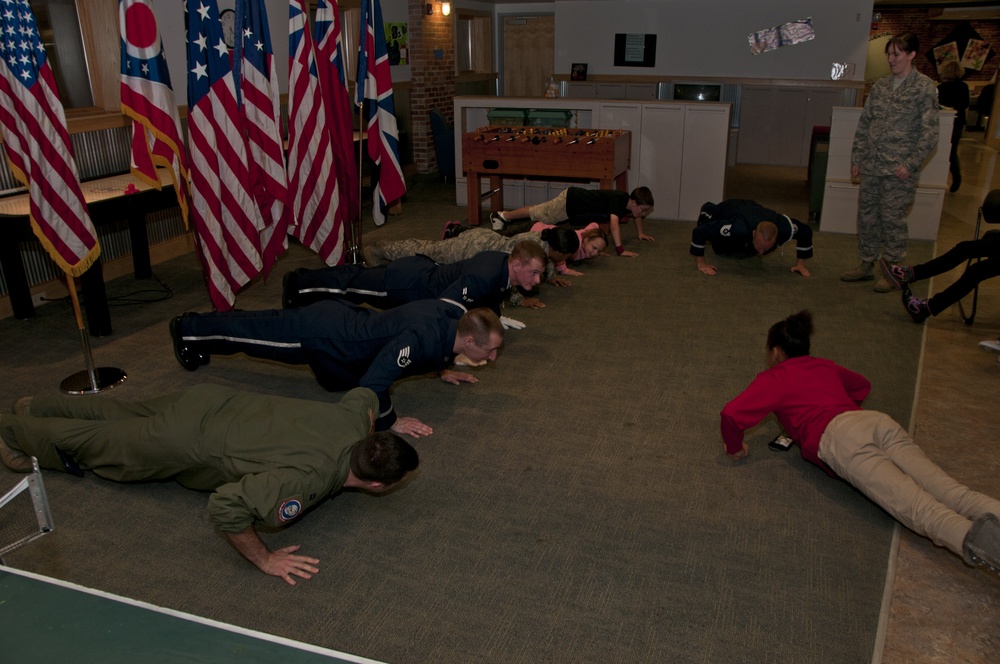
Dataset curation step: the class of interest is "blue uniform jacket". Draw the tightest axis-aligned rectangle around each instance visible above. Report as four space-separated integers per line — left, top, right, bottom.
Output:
690 199 813 260
179 299 463 430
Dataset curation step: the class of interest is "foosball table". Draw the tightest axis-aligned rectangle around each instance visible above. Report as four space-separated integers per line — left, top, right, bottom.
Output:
462 126 631 225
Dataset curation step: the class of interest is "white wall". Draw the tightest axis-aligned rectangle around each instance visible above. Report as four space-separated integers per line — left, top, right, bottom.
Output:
154 0 874 106
552 0 873 81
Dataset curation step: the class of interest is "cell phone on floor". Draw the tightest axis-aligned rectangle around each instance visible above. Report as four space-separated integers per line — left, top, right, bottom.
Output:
768 433 794 451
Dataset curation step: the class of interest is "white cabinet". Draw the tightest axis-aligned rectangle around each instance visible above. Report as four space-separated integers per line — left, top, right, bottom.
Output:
625 84 659 100
598 102 727 220
596 83 627 99
565 82 658 101
637 105 684 219
597 102 643 193
737 86 849 167
820 106 953 241
453 96 730 221
679 105 730 220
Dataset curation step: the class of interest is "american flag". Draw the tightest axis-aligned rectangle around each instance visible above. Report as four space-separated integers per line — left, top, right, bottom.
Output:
0 2 98 278
185 0 264 311
287 0 344 265
357 0 406 226
314 0 359 229
120 0 190 228
234 0 289 276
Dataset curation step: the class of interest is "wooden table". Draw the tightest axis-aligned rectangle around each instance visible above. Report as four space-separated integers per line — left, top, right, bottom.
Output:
0 169 178 335
462 126 631 225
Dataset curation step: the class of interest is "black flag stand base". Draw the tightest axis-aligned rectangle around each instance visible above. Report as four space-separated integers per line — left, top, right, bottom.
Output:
59 278 127 395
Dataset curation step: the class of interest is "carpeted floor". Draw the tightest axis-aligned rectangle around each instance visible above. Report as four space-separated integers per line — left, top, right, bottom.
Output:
0 175 933 663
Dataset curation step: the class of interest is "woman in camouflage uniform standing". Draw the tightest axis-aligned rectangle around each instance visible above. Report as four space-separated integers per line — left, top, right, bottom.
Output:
841 32 939 293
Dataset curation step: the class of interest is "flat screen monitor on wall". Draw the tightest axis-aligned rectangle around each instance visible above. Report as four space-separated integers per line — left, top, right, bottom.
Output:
673 83 721 102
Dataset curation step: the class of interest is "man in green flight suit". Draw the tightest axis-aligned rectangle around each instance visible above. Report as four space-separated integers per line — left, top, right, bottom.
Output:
0 384 418 585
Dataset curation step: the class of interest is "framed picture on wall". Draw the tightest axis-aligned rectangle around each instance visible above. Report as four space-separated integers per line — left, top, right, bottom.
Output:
961 39 990 71
613 34 656 67
571 63 588 81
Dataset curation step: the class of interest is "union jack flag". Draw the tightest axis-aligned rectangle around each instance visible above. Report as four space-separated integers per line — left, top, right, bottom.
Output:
234 0 289 276
287 0 344 265
314 0 359 229
186 0 263 311
0 1 98 277
120 0 190 228
357 0 405 226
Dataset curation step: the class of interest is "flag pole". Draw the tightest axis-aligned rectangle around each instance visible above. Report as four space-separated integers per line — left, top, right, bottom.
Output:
59 277 127 395
353 102 365 264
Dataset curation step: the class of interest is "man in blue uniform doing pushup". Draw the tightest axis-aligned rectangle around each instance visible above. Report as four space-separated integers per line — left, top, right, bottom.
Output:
282 240 547 315
170 301 504 438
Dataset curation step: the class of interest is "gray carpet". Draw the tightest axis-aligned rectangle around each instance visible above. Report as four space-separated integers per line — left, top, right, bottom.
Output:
0 177 932 663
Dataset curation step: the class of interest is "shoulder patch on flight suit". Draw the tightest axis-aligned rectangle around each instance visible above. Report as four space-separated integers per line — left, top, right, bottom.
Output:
278 497 303 522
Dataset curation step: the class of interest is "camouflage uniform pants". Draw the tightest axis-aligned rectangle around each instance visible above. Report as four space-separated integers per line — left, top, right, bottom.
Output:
856 173 917 263
372 228 538 264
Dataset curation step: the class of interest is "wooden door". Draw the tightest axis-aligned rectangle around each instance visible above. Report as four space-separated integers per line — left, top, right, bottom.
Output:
502 15 554 97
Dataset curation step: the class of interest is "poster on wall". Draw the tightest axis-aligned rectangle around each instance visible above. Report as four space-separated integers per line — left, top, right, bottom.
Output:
928 24 994 78
961 39 991 71
613 34 656 67
748 17 814 55
933 42 960 67
385 22 408 65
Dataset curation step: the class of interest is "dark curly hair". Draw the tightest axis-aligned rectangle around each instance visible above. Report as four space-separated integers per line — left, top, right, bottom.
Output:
766 310 814 358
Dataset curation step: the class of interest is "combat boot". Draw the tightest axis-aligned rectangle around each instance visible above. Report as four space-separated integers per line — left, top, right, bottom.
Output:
840 261 875 282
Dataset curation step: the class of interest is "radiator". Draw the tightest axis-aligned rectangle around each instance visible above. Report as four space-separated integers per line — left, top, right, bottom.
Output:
0 125 188 297
0 204 187 297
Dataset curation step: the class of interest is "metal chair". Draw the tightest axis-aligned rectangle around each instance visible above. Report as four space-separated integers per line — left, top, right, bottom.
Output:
957 189 1000 325
0 458 54 565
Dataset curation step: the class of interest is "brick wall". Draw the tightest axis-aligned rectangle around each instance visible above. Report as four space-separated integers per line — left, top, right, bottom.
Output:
408 0 455 175
871 10 1000 85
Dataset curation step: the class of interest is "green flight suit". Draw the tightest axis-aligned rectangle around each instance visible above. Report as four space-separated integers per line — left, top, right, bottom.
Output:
1 385 377 533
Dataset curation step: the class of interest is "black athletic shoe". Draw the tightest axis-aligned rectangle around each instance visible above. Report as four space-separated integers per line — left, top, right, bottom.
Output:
902 289 930 324
442 221 462 239
878 257 913 290
169 315 209 371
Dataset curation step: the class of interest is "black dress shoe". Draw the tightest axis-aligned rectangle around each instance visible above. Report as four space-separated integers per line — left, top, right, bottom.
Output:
56 448 84 477
282 270 302 309
169 315 209 371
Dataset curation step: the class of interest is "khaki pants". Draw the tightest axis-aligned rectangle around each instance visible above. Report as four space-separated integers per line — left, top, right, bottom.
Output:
818 410 1000 555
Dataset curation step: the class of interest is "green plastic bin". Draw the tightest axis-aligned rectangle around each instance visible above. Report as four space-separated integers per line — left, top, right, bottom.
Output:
487 108 528 127
527 109 573 128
